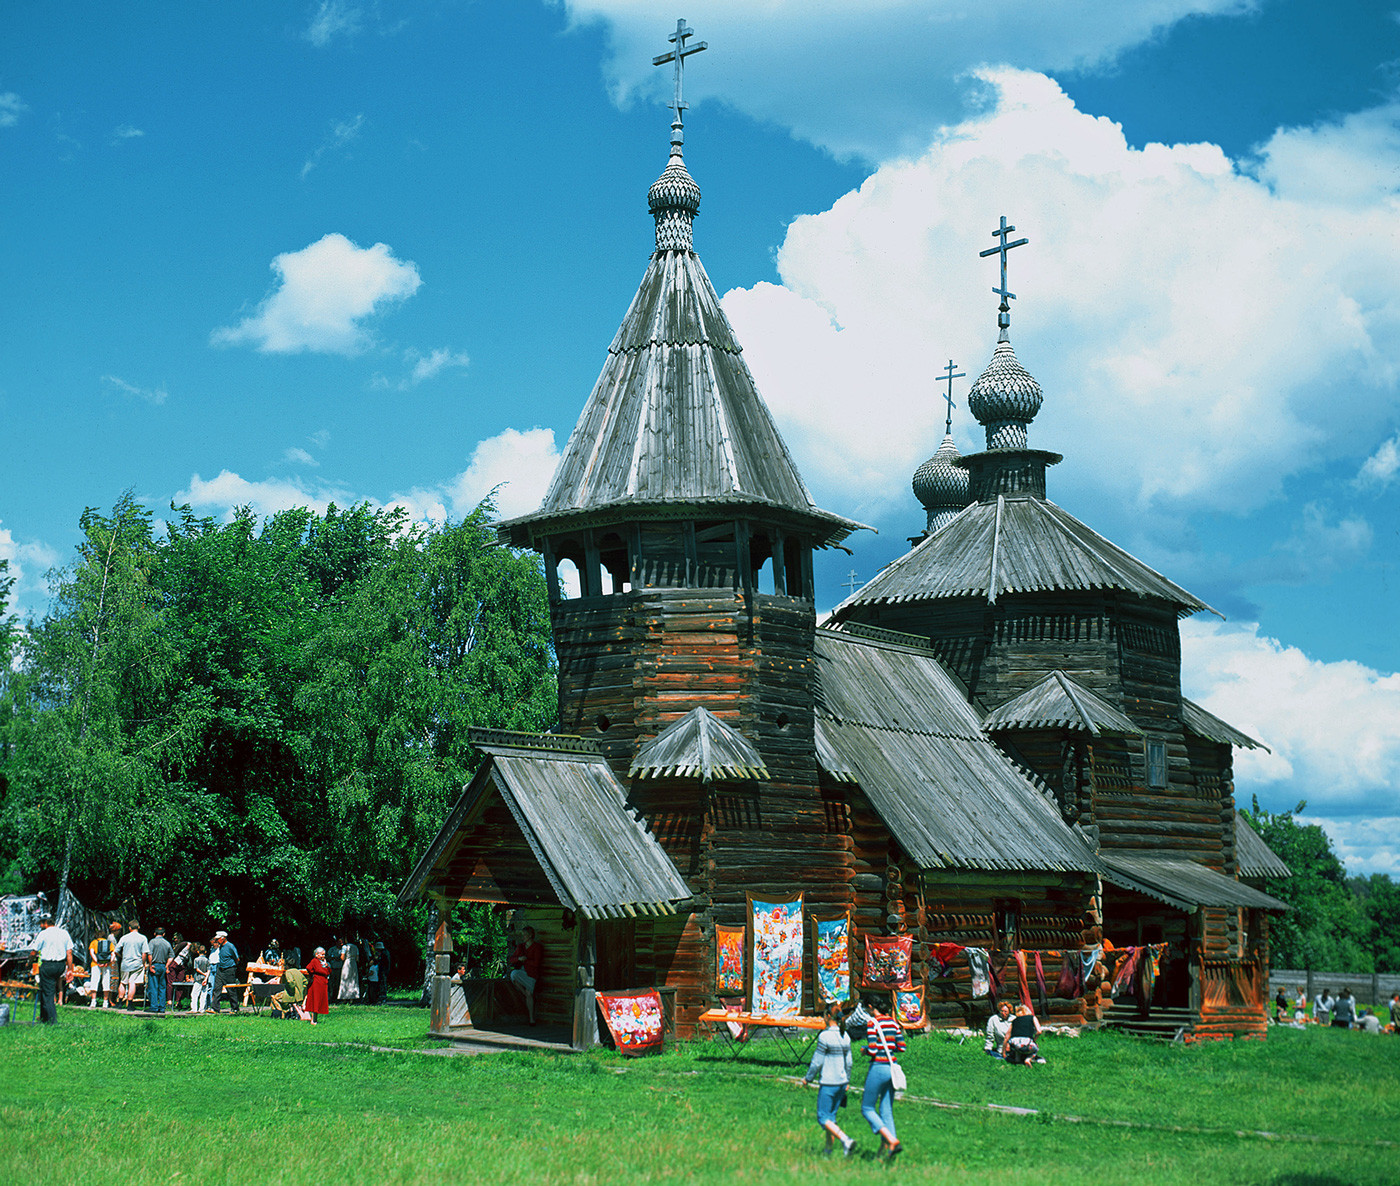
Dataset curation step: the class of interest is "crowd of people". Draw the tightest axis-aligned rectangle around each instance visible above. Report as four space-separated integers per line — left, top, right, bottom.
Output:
23 915 396 1024
1272 984 1400 1032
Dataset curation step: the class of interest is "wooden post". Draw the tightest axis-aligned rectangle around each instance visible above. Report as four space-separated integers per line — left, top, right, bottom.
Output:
772 527 787 595
543 540 561 605
572 916 599 1051
430 898 454 1034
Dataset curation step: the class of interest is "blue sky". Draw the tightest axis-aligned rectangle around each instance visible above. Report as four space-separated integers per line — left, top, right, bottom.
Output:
3 1 1397 871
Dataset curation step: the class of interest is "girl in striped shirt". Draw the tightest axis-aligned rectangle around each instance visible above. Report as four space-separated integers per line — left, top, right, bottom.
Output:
861 999 905 1160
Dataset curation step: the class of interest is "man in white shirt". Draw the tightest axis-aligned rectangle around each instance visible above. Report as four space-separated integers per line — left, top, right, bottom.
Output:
984 1000 1013 1058
114 920 150 1010
1313 988 1333 1025
34 915 75 1024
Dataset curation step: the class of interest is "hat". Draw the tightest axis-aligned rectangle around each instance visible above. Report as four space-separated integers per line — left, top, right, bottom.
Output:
109 921 123 930
215 930 228 939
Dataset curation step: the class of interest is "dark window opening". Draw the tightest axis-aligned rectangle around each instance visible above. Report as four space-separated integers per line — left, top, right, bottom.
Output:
1146 740 1167 789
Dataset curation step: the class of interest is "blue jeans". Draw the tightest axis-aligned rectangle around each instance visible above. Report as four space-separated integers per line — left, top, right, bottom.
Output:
861 1062 897 1139
816 1083 846 1126
148 969 167 1013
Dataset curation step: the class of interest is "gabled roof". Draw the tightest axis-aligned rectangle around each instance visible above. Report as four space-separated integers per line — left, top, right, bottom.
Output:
1100 853 1288 912
497 238 865 548
814 628 1100 873
1182 698 1268 751
398 731 690 920
629 707 769 781
832 495 1218 618
1235 812 1292 879
982 670 1143 738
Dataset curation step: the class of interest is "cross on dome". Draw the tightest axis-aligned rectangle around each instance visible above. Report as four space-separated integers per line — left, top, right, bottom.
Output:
653 19 707 152
939 359 965 434
979 215 1029 335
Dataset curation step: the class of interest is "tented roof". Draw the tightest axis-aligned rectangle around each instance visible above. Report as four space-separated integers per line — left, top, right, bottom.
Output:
630 707 769 781
982 670 1143 738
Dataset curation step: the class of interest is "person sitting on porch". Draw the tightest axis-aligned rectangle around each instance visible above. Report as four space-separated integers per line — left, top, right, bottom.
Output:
508 926 543 1025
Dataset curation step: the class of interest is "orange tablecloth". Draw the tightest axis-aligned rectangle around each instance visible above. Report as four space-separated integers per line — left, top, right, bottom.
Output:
697 1009 824 1030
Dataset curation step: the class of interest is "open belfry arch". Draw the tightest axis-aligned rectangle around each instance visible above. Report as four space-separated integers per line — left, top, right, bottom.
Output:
402 22 1289 1048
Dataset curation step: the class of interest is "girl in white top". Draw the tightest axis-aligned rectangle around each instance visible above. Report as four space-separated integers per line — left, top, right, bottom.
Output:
804 1004 856 1157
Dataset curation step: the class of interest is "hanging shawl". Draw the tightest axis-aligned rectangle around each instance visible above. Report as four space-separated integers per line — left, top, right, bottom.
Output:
1055 950 1080 999
1034 951 1049 1015
1013 950 1033 1011
1080 944 1102 990
930 943 965 977
1111 947 1143 998
965 947 991 999
1139 943 1164 1003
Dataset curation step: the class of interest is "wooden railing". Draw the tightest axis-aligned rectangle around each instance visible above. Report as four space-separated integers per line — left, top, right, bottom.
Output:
1199 956 1264 1012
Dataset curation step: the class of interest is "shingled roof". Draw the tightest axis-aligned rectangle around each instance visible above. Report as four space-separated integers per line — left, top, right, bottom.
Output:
1182 698 1268 751
497 148 865 550
629 706 769 781
1235 811 1292 879
398 732 691 920
831 495 1218 619
982 670 1143 737
813 628 1100 873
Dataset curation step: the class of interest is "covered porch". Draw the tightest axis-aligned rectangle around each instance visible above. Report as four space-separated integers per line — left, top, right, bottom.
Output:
398 731 692 1050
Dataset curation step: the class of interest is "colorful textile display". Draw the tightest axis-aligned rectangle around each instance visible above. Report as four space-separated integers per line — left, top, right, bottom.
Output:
862 934 913 989
715 924 745 996
894 985 926 1029
1111 947 1143 997
1054 950 1080 999
596 989 665 1055
965 947 991 998
812 912 851 1004
748 895 804 1017
1079 944 1101 989
930 942 964 976
0 894 47 954
1034 951 1049 1015
1013 949 1033 1011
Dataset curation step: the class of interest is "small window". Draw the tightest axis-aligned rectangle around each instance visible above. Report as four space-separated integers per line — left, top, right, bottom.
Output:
1146 740 1167 789
994 900 1020 950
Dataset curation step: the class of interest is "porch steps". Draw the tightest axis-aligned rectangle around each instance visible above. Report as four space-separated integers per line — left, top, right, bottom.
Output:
1101 1005 1196 1041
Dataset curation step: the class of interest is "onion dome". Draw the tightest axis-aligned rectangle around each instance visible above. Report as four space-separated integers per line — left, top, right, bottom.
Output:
967 334 1043 450
649 139 701 253
912 433 971 535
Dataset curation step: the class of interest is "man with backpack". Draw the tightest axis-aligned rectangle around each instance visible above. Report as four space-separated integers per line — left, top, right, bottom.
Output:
211 931 242 1014
87 921 122 1008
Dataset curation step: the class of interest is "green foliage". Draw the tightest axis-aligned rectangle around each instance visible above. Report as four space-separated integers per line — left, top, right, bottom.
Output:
1350 872 1400 973
1241 797 1376 971
0 495 556 962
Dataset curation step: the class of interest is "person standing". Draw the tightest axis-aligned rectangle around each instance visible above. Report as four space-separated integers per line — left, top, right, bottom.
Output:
338 939 360 1003
34 915 75 1024
146 927 174 1014
1313 987 1334 1025
376 942 391 1004
860 999 904 1161
1333 987 1357 1029
804 1003 856 1156
508 926 543 1024
114 920 149 1010
191 945 210 1013
86 922 120 1009
304 947 331 1026
1389 992 1400 1031
365 942 380 1005
212 931 241 1014
326 937 343 1002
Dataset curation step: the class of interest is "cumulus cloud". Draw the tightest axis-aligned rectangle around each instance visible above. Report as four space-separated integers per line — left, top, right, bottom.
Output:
390 427 561 524
305 1 362 47
718 68 1400 526
212 233 421 355
102 374 168 405
1297 814 1400 877
301 113 363 179
283 447 319 467
0 91 26 128
175 471 353 520
563 0 1256 162
1181 619 1400 834
1356 434 1400 489
0 522 60 626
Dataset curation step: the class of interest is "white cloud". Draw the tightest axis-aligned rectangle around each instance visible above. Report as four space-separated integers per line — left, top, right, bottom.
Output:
175 471 353 520
408 347 470 384
389 427 561 524
1252 101 1400 205
0 522 59 626
102 374 168 405
283 447 319 467
718 68 1400 525
305 1 362 47
1356 434 1400 489
0 91 26 128
301 113 363 179
310 428 331 449
110 124 144 144
563 0 1256 162
1296 814 1400 878
1181 619 1400 829
211 233 421 355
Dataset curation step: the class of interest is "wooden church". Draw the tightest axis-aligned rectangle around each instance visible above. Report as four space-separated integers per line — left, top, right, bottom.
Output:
400 25 1288 1046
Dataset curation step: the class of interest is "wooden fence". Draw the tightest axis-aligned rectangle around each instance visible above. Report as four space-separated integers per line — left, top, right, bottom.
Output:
1269 967 1400 1004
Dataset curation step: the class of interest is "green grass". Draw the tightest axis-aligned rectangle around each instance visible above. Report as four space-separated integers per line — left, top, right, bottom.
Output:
3 1006 1396 1185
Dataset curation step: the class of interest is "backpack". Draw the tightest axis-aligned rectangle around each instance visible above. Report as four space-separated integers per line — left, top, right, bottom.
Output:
97 937 113 962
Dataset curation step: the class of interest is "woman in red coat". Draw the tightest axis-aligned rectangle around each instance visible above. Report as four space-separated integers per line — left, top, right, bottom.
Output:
304 947 331 1025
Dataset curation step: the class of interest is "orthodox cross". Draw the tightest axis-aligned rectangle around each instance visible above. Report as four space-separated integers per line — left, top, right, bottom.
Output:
844 569 859 597
653 19 707 137
979 215 1029 312
939 359 964 434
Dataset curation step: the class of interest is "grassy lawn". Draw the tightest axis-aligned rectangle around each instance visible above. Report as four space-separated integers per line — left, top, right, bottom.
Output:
2 1004 1396 1185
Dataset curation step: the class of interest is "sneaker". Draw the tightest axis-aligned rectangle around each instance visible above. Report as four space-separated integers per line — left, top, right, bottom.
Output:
888 1141 903 1161
841 1136 856 1158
